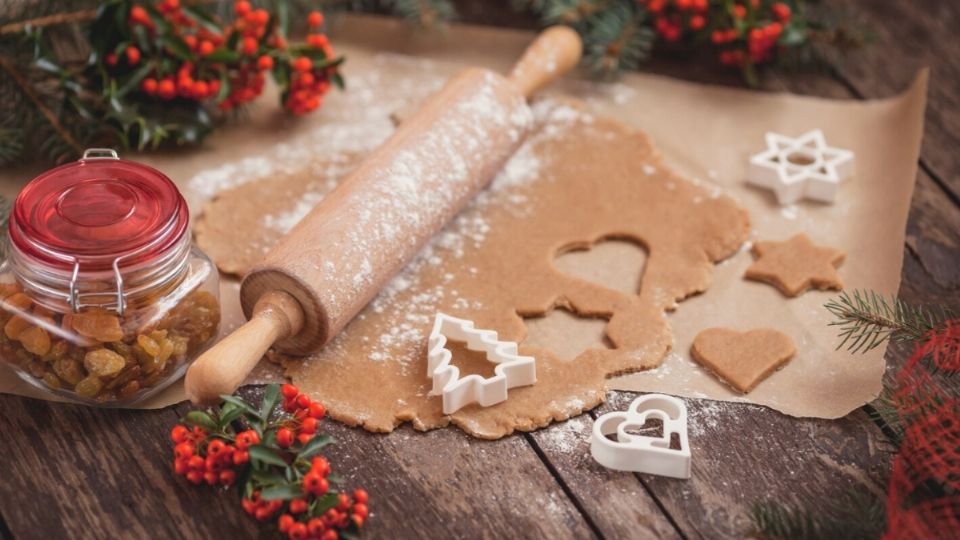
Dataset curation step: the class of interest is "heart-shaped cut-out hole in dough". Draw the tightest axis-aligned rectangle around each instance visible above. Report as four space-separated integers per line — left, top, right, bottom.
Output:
691 328 796 394
553 237 648 296
522 307 611 361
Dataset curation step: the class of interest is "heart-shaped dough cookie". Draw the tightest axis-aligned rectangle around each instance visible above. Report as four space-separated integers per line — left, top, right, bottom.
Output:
691 328 796 393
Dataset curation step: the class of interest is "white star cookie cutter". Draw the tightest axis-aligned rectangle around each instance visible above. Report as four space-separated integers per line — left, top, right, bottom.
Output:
427 312 536 415
590 394 691 479
746 129 855 205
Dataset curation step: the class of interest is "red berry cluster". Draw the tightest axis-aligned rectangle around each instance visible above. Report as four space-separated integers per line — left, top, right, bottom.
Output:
710 1 792 65
282 14 336 115
640 0 710 42
279 383 328 446
277 488 370 540
171 383 368 539
636 0 797 69
170 425 250 486
171 424 258 486
107 0 339 116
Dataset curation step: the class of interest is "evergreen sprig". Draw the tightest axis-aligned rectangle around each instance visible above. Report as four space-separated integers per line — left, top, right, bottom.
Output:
750 490 886 540
392 0 456 26
824 290 952 355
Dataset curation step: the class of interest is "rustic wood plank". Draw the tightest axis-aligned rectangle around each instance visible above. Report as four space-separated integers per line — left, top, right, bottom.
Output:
525 415 683 539
601 395 893 540
903 174 960 293
225 389 599 540
835 0 960 200
0 394 256 539
0 388 600 540
285 414 599 539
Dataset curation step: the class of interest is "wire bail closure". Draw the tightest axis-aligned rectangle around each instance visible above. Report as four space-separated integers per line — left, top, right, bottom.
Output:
81 148 120 160
66 255 129 316
64 148 126 314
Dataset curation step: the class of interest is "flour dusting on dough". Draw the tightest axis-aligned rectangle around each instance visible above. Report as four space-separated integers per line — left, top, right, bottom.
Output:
195 56 749 439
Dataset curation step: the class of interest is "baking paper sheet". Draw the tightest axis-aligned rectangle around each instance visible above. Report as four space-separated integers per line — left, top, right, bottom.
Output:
0 16 926 417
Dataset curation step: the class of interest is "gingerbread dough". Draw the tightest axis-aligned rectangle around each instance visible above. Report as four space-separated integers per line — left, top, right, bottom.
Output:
745 233 845 296
197 98 750 439
195 154 362 275
690 328 796 393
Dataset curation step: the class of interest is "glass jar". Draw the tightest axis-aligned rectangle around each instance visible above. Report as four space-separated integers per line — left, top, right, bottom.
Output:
0 149 220 405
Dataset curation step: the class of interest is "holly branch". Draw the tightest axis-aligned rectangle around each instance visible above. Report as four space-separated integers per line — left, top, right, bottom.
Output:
173 383 372 538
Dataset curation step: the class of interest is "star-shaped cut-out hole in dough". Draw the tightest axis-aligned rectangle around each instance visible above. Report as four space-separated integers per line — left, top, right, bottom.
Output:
746 129 854 205
744 234 845 297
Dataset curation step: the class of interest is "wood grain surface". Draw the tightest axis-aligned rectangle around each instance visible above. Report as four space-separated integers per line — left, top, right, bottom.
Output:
1 1 958 538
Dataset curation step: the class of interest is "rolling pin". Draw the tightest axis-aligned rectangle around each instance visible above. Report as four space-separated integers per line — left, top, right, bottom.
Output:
185 26 582 404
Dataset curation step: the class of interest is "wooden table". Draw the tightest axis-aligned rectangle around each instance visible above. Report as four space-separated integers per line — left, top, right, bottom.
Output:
1 1 958 538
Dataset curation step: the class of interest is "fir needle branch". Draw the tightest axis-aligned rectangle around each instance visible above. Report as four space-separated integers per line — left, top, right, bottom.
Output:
0 10 97 36
0 55 83 158
751 490 886 540
824 290 952 354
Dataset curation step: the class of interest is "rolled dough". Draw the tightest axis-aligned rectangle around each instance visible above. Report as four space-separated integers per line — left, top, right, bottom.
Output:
197 98 750 439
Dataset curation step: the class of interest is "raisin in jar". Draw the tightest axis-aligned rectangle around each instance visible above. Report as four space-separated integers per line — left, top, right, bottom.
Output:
0 149 220 405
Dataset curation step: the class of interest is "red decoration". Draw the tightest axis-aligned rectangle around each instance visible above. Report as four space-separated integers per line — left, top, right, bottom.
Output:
171 384 370 538
884 321 960 539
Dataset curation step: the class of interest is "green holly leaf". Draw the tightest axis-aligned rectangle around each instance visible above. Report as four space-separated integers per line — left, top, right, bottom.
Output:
251 469 287 485
161 35 191 61
204 49 241 63
218 401 245 429
779 24 807 47
277 1 290 38
183 410 217 431
117 63 153 98
261 484 304 501
299 435 334 459
248 445 288 468
220 394 259 418
181 5 221 35
312 493 339 515
214 71 231 103
260 384 281 421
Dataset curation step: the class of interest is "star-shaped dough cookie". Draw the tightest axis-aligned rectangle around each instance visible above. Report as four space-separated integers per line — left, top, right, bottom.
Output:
744 234 845 296
746 130 854 205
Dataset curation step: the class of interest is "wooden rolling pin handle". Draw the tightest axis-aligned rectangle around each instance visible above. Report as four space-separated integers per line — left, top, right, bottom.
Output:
507 25 583 98
185 291 304 405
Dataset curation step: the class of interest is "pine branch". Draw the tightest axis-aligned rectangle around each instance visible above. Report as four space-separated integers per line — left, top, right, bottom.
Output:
0 55 83 159
751 490 886 540
0 9 96 35
392 0 456 26
824 290 953 354
865 390 905 448
579 1 653 75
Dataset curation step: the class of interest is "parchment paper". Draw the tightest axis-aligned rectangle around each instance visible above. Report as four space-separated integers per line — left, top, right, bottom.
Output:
0 15 926 418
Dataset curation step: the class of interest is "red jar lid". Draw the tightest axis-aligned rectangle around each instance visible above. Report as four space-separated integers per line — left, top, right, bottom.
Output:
9 150 188 271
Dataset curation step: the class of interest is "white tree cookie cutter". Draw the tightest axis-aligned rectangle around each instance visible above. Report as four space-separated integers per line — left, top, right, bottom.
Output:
590 394 691 479
427 312 536 415
746 129 855 205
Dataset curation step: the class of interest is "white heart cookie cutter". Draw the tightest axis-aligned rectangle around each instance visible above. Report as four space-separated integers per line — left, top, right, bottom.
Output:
427 312 536 415
746 129 855 205
590 394 691 479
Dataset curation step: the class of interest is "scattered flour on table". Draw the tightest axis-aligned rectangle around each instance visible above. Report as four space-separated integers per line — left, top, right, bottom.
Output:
538 414 591 455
